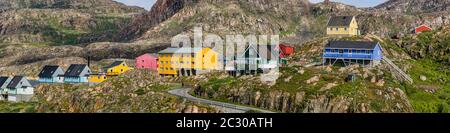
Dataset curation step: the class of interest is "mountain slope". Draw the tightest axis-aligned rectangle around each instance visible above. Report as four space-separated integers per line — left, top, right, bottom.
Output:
0 0 145 45
375 0 450 13
119 0 313 43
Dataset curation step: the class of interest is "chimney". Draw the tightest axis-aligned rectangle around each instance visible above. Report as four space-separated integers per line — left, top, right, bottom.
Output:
87 52 91 68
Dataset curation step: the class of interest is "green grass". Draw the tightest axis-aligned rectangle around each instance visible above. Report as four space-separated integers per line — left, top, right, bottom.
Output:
0 101 37 113
401 59 450 113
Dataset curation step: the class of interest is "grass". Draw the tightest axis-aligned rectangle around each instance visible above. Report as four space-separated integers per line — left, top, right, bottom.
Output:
400 59 450 113
0 101 37 113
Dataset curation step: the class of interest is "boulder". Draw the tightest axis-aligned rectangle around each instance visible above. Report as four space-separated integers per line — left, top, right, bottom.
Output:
306 76 320 84
420 75 427 81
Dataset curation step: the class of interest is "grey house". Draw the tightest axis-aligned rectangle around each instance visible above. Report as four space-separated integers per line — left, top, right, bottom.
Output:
6 76 34 102
38 65 65 83
0 76 12 101
62 64 91 83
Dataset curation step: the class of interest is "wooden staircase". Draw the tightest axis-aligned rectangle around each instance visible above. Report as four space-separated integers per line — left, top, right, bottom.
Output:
382 57 414 84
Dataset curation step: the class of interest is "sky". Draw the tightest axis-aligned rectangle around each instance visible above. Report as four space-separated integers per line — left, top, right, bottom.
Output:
114 0 157 10
114 0 388 10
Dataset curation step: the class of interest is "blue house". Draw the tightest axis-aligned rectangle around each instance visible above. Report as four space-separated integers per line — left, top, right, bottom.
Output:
62 64 91 83
323 41 383 67
38 65 65 83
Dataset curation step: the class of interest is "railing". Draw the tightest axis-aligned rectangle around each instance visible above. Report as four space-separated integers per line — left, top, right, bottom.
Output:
383 57 414 84
323 53 373 59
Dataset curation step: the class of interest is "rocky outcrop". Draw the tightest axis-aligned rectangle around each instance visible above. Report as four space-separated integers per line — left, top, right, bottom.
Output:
189 67 414 113
118 0 191 41
33 69 219 113
0 0 145 45
375 0 450 13
118 0 312 42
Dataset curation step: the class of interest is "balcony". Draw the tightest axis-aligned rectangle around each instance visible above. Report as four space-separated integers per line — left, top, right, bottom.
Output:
323 53 373 60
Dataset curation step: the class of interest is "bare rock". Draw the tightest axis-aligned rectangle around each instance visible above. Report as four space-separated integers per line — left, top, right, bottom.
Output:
306 75 320 84
376 79 385 87
319 82 338 91
420 75 427 81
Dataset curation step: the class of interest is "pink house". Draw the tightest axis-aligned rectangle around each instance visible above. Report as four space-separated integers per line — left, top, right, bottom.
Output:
135 53 158 70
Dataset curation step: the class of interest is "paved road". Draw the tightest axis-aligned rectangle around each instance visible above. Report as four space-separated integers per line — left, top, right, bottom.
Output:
168 88 275 113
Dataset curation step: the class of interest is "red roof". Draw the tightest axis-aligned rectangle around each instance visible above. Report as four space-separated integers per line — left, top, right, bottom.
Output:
279 44 295 56
415 25 432 33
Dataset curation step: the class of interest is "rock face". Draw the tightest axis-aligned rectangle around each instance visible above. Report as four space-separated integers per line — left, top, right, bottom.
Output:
118 0 312 42
189 67 414 113
0 0 145 45
118 0 191 41
375 0 450 13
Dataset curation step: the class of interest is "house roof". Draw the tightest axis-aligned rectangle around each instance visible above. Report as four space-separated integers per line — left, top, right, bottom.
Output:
328 16 354 27
64 64 88 77
38 65 61 77
159 47 203 54
6 76 25 88
0 76 10 87
137 53 157 58
325 41 379 49
104 61 125 69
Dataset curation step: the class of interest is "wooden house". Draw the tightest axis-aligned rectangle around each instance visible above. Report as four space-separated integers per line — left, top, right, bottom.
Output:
38 65 65 83
327 16 360 37
89 73 108 83
136 53 158 70
158 47 218 77
104 61 131 76
415 25 432 34
236 44 262 75
5 76 34 102
62 64 91 83
0 76 12 101
323 41 383 67
279 44 295 56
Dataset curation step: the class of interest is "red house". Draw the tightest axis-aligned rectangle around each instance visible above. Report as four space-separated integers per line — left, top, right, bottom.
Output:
279 44 295 56
135 53 158 70
415 25 432 34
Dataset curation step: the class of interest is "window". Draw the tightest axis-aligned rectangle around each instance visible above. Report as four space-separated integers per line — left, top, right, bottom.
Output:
121 69 123 72
330 28 333 31
336 28 339 31
142 60 145 63
104 76 107 79
344 28 347 31
339 49 344 54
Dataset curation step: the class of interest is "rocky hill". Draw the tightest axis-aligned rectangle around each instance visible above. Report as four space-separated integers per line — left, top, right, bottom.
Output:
375 0 450 13
0 69 220 113
0 0 145 45
118 0 313 43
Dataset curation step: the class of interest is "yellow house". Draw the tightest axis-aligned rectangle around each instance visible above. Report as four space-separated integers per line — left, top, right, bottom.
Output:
89 74 108 83
158 47 218 76
104 61 131 76
326 16 360 37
